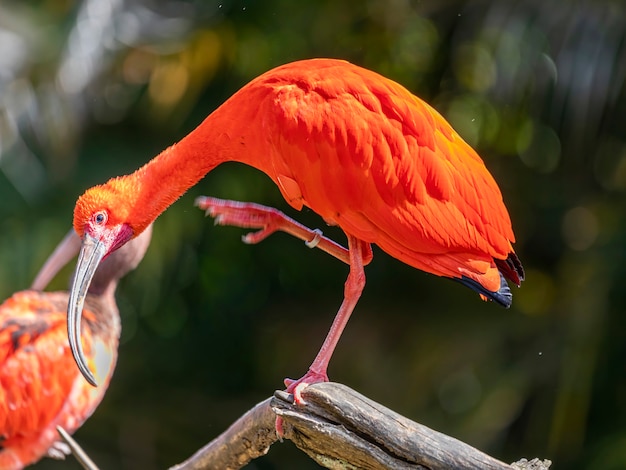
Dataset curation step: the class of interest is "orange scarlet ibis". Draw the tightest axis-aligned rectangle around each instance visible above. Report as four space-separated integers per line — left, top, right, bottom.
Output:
67 58 524 398
0 225 151 469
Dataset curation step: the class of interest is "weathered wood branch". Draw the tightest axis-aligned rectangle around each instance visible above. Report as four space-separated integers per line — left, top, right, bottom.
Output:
168 397 278 470
170 382 551 470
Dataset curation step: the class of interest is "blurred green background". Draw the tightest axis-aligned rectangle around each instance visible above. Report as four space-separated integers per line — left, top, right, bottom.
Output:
1 0 625 468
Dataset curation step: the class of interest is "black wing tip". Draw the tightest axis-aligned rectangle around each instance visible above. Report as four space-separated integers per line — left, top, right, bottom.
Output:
495 252 525 286
458 272 513 308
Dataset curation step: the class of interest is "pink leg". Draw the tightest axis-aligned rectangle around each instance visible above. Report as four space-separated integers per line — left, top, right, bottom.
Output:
195 197 370 434
276 234 367 436
282 234 367 402
195 197 373 265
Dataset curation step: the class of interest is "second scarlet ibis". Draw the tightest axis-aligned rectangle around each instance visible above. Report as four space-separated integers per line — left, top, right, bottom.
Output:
0 225 151 469
67 58 524 397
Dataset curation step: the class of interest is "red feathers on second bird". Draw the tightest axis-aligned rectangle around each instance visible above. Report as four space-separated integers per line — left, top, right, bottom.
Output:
0 227 151 469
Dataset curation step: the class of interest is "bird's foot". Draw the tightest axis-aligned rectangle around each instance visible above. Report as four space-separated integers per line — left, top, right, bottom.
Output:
195 196 355 264
195 196 302 245
276 369 329 438
283 369 329 405
195 197 370 265
46 441 71 460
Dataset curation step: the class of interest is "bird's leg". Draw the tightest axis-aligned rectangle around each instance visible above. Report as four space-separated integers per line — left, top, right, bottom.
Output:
275 235 367 436
197 197 370 429
195 196 373 265
56 426 99 470
284 234 367 402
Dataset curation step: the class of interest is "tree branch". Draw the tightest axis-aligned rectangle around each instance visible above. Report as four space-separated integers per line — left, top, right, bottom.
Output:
170 382 551 470
169 397 279 470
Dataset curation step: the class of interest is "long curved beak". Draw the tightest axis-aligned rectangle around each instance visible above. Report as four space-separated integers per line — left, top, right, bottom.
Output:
68 233 107 387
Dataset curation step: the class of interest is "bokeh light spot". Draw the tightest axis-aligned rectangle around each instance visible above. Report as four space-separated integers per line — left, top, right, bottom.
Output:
517 122 560 173
123 48 158 85
148 60 189 108
454 43 497 92
562 206 599 251
445 94 498 147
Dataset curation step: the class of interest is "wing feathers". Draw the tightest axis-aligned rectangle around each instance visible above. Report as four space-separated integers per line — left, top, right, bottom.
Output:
259 60 517 289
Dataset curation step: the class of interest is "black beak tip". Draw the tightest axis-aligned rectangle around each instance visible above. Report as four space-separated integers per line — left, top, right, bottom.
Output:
71 343 98 387
83 368 98 387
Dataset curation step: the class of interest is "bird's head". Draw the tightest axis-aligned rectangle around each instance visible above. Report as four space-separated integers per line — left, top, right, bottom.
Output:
69 178 147 386
73 176 152 245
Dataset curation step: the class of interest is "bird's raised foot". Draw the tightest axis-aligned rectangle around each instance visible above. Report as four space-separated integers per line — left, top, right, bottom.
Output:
195 196 353 264
195 196 291 244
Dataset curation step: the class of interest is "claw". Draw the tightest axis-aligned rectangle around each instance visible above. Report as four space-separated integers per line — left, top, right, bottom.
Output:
275 417 286 440
242 227 274 245
283 369 328 405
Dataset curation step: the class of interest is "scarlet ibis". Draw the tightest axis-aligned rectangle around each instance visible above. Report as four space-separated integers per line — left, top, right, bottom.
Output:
0 225 152 469
67 58 524 398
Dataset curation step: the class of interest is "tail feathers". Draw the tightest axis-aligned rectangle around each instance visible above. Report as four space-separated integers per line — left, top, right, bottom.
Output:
495 252 525 286
457 271 513 308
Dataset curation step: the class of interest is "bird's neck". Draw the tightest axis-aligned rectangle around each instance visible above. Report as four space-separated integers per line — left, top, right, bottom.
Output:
84 291 121 342
124 93 262 233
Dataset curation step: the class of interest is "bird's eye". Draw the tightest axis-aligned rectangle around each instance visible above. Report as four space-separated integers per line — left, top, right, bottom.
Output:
94 211 107 225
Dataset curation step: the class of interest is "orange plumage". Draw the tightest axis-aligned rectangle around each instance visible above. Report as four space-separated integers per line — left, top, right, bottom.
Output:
247 61 520 292
68 58 523 396
0 227 151 469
